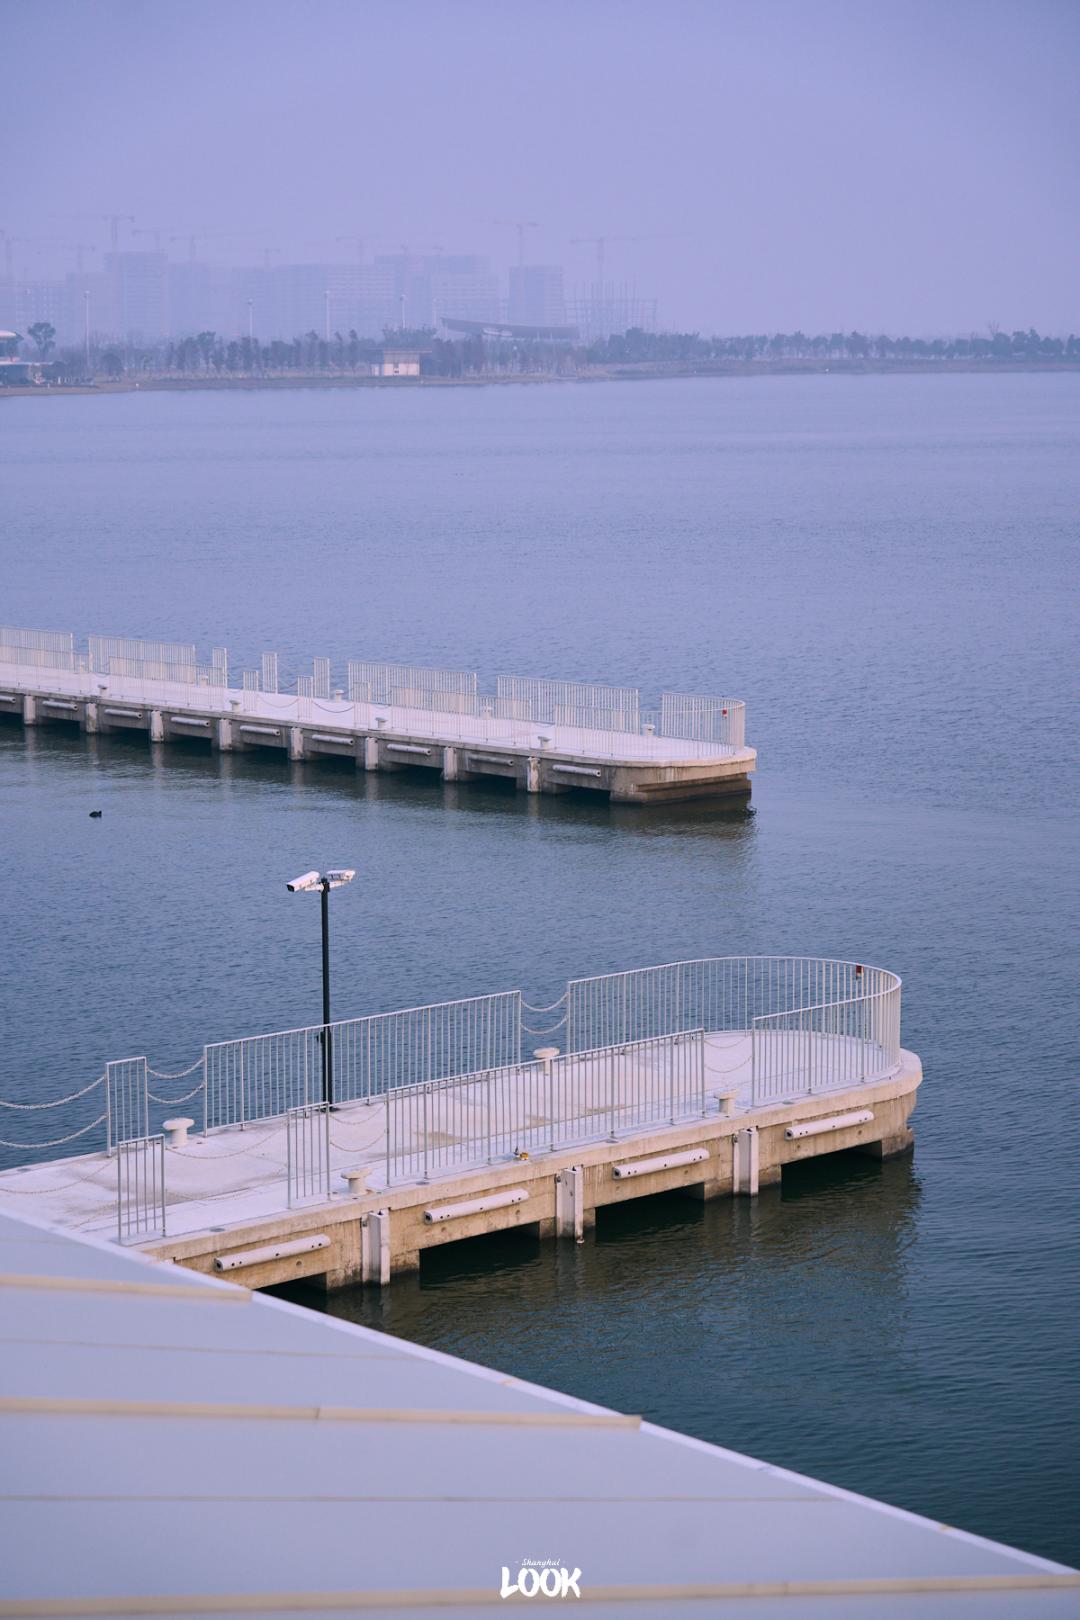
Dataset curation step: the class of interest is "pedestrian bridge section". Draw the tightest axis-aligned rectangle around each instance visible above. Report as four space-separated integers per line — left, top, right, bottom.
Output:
0 625 756 804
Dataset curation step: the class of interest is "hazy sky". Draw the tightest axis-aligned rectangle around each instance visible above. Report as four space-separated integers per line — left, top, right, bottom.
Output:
3 0 1077 333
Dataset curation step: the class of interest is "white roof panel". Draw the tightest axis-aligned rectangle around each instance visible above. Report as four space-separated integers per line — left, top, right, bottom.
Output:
0 1209 1075 1616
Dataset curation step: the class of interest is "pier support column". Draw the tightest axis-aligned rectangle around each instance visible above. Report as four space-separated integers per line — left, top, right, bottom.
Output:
526 755 541 794
216 717 234 752
442 745 462 781
733 1127 759 1196
22 695 38 725
363 735 380 771
288 726 305 761
361 1210 391 1286
855 1127 915 1160
149 709 164 743
82 701 99 734
324 1222 363 1290
555 1167 585 1241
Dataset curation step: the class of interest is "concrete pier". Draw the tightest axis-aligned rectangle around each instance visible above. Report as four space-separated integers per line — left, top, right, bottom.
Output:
0 1037 921 1294
0 662 755 806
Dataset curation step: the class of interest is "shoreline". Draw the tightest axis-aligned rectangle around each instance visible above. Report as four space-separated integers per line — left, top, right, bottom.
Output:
2 357 1078 399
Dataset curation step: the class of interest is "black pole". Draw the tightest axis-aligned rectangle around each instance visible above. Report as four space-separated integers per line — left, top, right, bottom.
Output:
320 878 333 1105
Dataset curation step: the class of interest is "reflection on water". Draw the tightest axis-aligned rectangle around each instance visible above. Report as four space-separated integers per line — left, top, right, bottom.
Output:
305 1153 925 1527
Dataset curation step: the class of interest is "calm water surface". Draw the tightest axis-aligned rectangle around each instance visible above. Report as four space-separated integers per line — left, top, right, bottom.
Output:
1 375 1077 1564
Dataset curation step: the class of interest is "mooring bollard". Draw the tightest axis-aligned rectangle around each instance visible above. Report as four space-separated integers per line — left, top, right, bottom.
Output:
162 1117 194 1148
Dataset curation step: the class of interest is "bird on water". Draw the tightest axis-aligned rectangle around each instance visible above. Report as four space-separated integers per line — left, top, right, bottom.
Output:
89 810 102 818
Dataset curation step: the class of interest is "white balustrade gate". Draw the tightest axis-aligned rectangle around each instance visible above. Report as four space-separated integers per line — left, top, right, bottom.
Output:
106 1057 149 1152
286 1103 331 1208
116 1133 166 1243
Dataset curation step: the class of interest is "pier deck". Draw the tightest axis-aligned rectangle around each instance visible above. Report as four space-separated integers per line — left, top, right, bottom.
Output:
0 955 912 1291
0 655 755 804
0 1032 922 1292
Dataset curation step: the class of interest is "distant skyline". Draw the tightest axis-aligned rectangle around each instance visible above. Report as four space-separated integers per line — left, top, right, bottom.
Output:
2 0 1077 334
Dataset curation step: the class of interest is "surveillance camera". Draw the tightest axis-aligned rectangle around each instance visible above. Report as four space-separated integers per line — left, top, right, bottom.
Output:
324 867 357 887
286 870 322 893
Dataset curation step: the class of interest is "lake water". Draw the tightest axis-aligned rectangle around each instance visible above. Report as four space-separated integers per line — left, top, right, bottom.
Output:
1 374 1078 1565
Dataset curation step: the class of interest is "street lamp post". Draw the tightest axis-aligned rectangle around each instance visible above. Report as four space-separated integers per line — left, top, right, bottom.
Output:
286 868 356 1105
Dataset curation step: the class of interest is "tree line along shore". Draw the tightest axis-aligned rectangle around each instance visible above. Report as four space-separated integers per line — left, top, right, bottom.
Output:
4 322 1078 396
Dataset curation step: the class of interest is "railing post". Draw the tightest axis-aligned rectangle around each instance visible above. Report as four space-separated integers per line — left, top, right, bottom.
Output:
534 1047 559 1153
750 1018 759 1108
487 1069 493 1163
422 1085 430 1183
668 1033 675 1124
384 1089 391 1186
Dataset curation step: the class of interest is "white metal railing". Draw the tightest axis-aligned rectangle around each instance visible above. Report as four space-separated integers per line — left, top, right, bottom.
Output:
116 1134 166 1243
0 957 905 1250
105 656 227 686
286 1103 332 1207
752 972 901 1105
105 1057 149 1152
661 692 746 750
203 991 523 1130
565 957 901 1104
0 627 752 759
495 674 640 733
0 627 75 654
348 660 478 706
0 959 901 1169
383 1030 707 1184
88 634 197 674
0 643 85 673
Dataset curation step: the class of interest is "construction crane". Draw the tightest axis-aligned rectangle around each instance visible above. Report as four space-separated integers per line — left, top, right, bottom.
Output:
490 219 539 266
55 213 135 251
0 232 32 275
169 229 265 262
131 227 171 252
86 214 135 249
336 235 366 261
570 235 662 283
261 247 281 269
55 243 96 273
1 235 94 275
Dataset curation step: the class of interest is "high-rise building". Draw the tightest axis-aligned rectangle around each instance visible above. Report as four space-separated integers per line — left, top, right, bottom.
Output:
63 273 109 347
368 254 500 332
167 263 237 337
427 256 500 327
103 252 168 341
508 265 566 329
11 279 66 336
229 267 274 339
